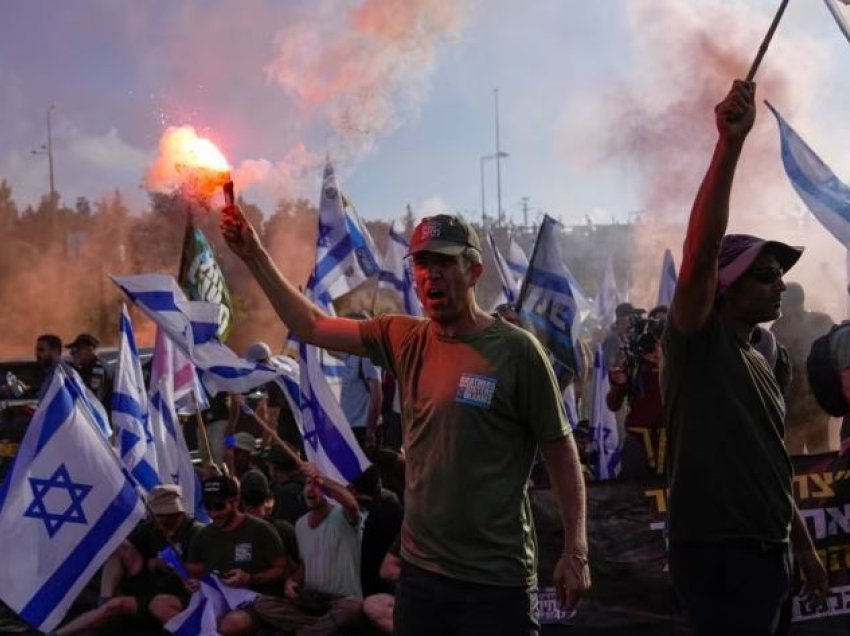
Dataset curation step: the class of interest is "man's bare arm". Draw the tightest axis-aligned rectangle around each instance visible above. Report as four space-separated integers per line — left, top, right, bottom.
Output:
540 436 590 610
221 203 367 356
672 80 755 334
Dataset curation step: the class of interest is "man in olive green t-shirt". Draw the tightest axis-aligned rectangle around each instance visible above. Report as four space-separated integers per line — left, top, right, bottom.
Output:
221 205 589 636
662 79 827 635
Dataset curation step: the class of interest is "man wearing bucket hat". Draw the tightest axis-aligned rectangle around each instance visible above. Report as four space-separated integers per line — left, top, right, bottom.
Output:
222 206 588 634
662 79 827 634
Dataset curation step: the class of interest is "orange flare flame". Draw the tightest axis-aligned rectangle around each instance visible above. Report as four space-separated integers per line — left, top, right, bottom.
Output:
145 125 231 203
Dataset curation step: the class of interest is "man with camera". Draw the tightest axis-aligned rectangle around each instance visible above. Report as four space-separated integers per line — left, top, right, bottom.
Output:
606 306 667 479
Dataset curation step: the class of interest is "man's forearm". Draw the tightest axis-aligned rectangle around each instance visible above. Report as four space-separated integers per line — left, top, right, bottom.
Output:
317 475 361 521
790 502 817 556
541 437 588 555
682 138 743 278
250 558 287 586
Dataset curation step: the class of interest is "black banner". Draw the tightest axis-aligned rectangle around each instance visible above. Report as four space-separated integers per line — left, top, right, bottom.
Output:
534 451 850 632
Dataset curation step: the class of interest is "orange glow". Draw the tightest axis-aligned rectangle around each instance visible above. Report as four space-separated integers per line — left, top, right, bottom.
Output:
145 125 231 202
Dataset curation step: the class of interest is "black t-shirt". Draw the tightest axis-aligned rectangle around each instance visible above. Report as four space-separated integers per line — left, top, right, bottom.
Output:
271 477 308 525
125 517 204 598
266 381 303 454
360 490 403 596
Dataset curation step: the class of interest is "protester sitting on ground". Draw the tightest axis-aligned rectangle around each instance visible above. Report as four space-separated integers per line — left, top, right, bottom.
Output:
266 445 309 524
362 535 402 634
350 465 403 597
252 462 364 634
240 468 300 579
771 282 835 454
179 476 288 636
369 448 405 506
54 485 204 635
66 332 113 413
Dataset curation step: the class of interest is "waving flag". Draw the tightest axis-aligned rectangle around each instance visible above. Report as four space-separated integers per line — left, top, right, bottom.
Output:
516 215 581 386
825 0 850 43
298 340 370 484
166 574 258 636
0 368 145 632
313 159 380 301
506 237 530 282
767 101 850 247
594 254 619 327
487 232 520 305
178 219 234 341
111 274 279 396
657 249 678 308
379 219 422 316
590 346 621 480
149 329 209 523
112 305 160 492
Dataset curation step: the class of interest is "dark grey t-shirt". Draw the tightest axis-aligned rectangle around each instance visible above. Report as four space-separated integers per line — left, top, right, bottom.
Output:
661 313 793 543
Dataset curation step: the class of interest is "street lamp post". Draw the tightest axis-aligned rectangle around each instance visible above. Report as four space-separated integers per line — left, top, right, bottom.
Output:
494 88 503 226
32 104 56 198
480 152 509 227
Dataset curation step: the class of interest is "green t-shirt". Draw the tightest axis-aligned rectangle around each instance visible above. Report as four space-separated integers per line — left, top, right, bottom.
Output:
187 515 284 595
661 313 793 543
361 315 569 587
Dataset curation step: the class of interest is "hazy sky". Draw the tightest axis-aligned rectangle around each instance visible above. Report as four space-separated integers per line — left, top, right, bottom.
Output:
3 0 850 228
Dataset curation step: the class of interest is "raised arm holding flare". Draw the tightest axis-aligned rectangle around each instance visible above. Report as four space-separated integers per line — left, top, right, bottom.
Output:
222 206 589 634
662 81 827 634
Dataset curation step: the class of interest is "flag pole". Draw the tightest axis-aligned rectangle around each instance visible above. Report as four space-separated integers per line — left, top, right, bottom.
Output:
241 404 306 469
745 0 790 82
190 392 218 471
514 215 548 310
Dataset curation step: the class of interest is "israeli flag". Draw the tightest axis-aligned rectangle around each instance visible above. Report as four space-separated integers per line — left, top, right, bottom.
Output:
379 219 422 316
149 329 209 523
825 0 850 44
594 254 619 327
590 346 621 480
112 305 160 492
0 367 145 632
657 249 678 308
516 215 582 386
313 159 380 301
767 101 850 247
487 232 521 305
298 340 371 484
111 273 280 396
165 574 258 636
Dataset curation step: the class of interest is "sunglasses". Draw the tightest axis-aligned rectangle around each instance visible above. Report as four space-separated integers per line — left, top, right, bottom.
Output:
747 266 784 284
202 498 229 512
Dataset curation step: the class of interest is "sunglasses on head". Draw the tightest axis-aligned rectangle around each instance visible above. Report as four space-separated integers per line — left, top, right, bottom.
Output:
747 266 784 284
203 498 229 511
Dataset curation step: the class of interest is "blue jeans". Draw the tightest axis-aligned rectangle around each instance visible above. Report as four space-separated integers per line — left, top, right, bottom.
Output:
668 540 793 636
394 561 539 636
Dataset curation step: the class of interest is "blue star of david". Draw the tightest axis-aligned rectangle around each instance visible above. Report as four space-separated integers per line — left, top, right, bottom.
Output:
24 464 93 538
141 414 153 445
316 221 333 248
301 395 322 452
172 472 180 485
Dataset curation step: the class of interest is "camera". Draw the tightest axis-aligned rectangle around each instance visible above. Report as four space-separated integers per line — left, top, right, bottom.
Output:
622 313 665 377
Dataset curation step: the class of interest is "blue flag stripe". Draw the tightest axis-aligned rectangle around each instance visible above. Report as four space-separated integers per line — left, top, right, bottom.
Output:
34 381 75 456
112 392 146 422
19 478 139 627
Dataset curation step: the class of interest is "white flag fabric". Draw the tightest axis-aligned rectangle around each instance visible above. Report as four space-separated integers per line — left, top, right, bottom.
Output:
594 254 619 327
111 273 280 396
165 574 258 636
487 232 521 305
767 101 850 247
313 159 380 301
112 304 160 492
656 249 678 308
590 346 622 480
379 219 422 316
0 368 145 632
298 338 371 485
825 0 850 44
149 329 209 523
